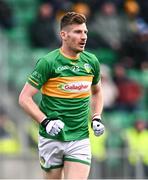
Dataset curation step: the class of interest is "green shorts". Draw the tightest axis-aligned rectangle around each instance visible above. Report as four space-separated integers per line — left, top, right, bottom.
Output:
38 135 91 171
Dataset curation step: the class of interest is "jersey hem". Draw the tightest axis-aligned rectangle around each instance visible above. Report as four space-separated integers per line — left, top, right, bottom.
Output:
39 132 89 141
27 80 41 90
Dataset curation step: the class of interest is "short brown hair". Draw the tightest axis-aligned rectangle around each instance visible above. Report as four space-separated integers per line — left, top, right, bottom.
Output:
60 12 86 30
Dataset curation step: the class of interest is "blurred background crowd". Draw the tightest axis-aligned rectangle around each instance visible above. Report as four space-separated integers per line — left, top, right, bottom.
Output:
0 0 148 179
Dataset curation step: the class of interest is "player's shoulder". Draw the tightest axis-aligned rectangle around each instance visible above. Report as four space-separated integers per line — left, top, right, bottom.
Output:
35 49 60 67
42 48 60 62
81 50 99 63
81 50 98 59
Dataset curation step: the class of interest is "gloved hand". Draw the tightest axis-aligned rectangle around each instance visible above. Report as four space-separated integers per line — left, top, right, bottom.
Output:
41 118 64 136
91 118 105 136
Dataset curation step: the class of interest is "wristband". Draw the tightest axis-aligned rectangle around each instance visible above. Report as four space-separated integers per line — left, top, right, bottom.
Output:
92 114 101 120
41 118 50 128
92 118 102 122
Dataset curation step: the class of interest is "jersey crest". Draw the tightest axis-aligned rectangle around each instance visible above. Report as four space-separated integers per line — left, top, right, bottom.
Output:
84 63 92 73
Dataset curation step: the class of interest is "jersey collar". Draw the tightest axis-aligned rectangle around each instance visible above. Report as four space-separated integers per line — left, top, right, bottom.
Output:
59 48 80 60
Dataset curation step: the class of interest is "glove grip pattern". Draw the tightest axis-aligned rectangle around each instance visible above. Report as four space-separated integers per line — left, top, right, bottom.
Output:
91 118 102 128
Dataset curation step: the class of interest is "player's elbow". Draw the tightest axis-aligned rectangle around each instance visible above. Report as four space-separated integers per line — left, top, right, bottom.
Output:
18 92 26 108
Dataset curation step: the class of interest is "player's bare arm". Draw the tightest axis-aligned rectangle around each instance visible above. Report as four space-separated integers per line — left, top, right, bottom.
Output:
19 83 64 137
91 81 105 136
19 82 46 123
91 81 104 118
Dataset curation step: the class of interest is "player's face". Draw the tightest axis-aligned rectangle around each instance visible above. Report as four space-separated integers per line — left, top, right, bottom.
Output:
61 23 88 53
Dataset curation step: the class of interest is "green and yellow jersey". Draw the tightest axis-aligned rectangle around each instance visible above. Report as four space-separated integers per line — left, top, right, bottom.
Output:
28 48 100 141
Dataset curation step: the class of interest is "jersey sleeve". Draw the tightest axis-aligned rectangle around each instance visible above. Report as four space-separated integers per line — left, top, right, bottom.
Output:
92 55 101 85
27 57 51 89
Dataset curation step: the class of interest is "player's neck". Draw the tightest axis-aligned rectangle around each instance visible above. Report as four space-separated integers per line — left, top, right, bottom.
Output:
60 46 80 59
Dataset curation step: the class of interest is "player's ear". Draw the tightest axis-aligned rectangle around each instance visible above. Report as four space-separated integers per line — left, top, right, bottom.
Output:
60 30 67 41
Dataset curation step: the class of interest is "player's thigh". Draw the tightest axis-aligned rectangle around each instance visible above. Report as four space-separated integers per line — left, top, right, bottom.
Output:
64 161 90 179
43 167 63 179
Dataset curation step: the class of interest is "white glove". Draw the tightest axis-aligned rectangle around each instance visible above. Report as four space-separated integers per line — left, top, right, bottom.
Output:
41 118 64 136
92 119 105 136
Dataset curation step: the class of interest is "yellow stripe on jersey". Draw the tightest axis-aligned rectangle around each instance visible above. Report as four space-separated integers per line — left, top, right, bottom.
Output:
28 77 39 86
60 48 79 60
41 76 93 98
